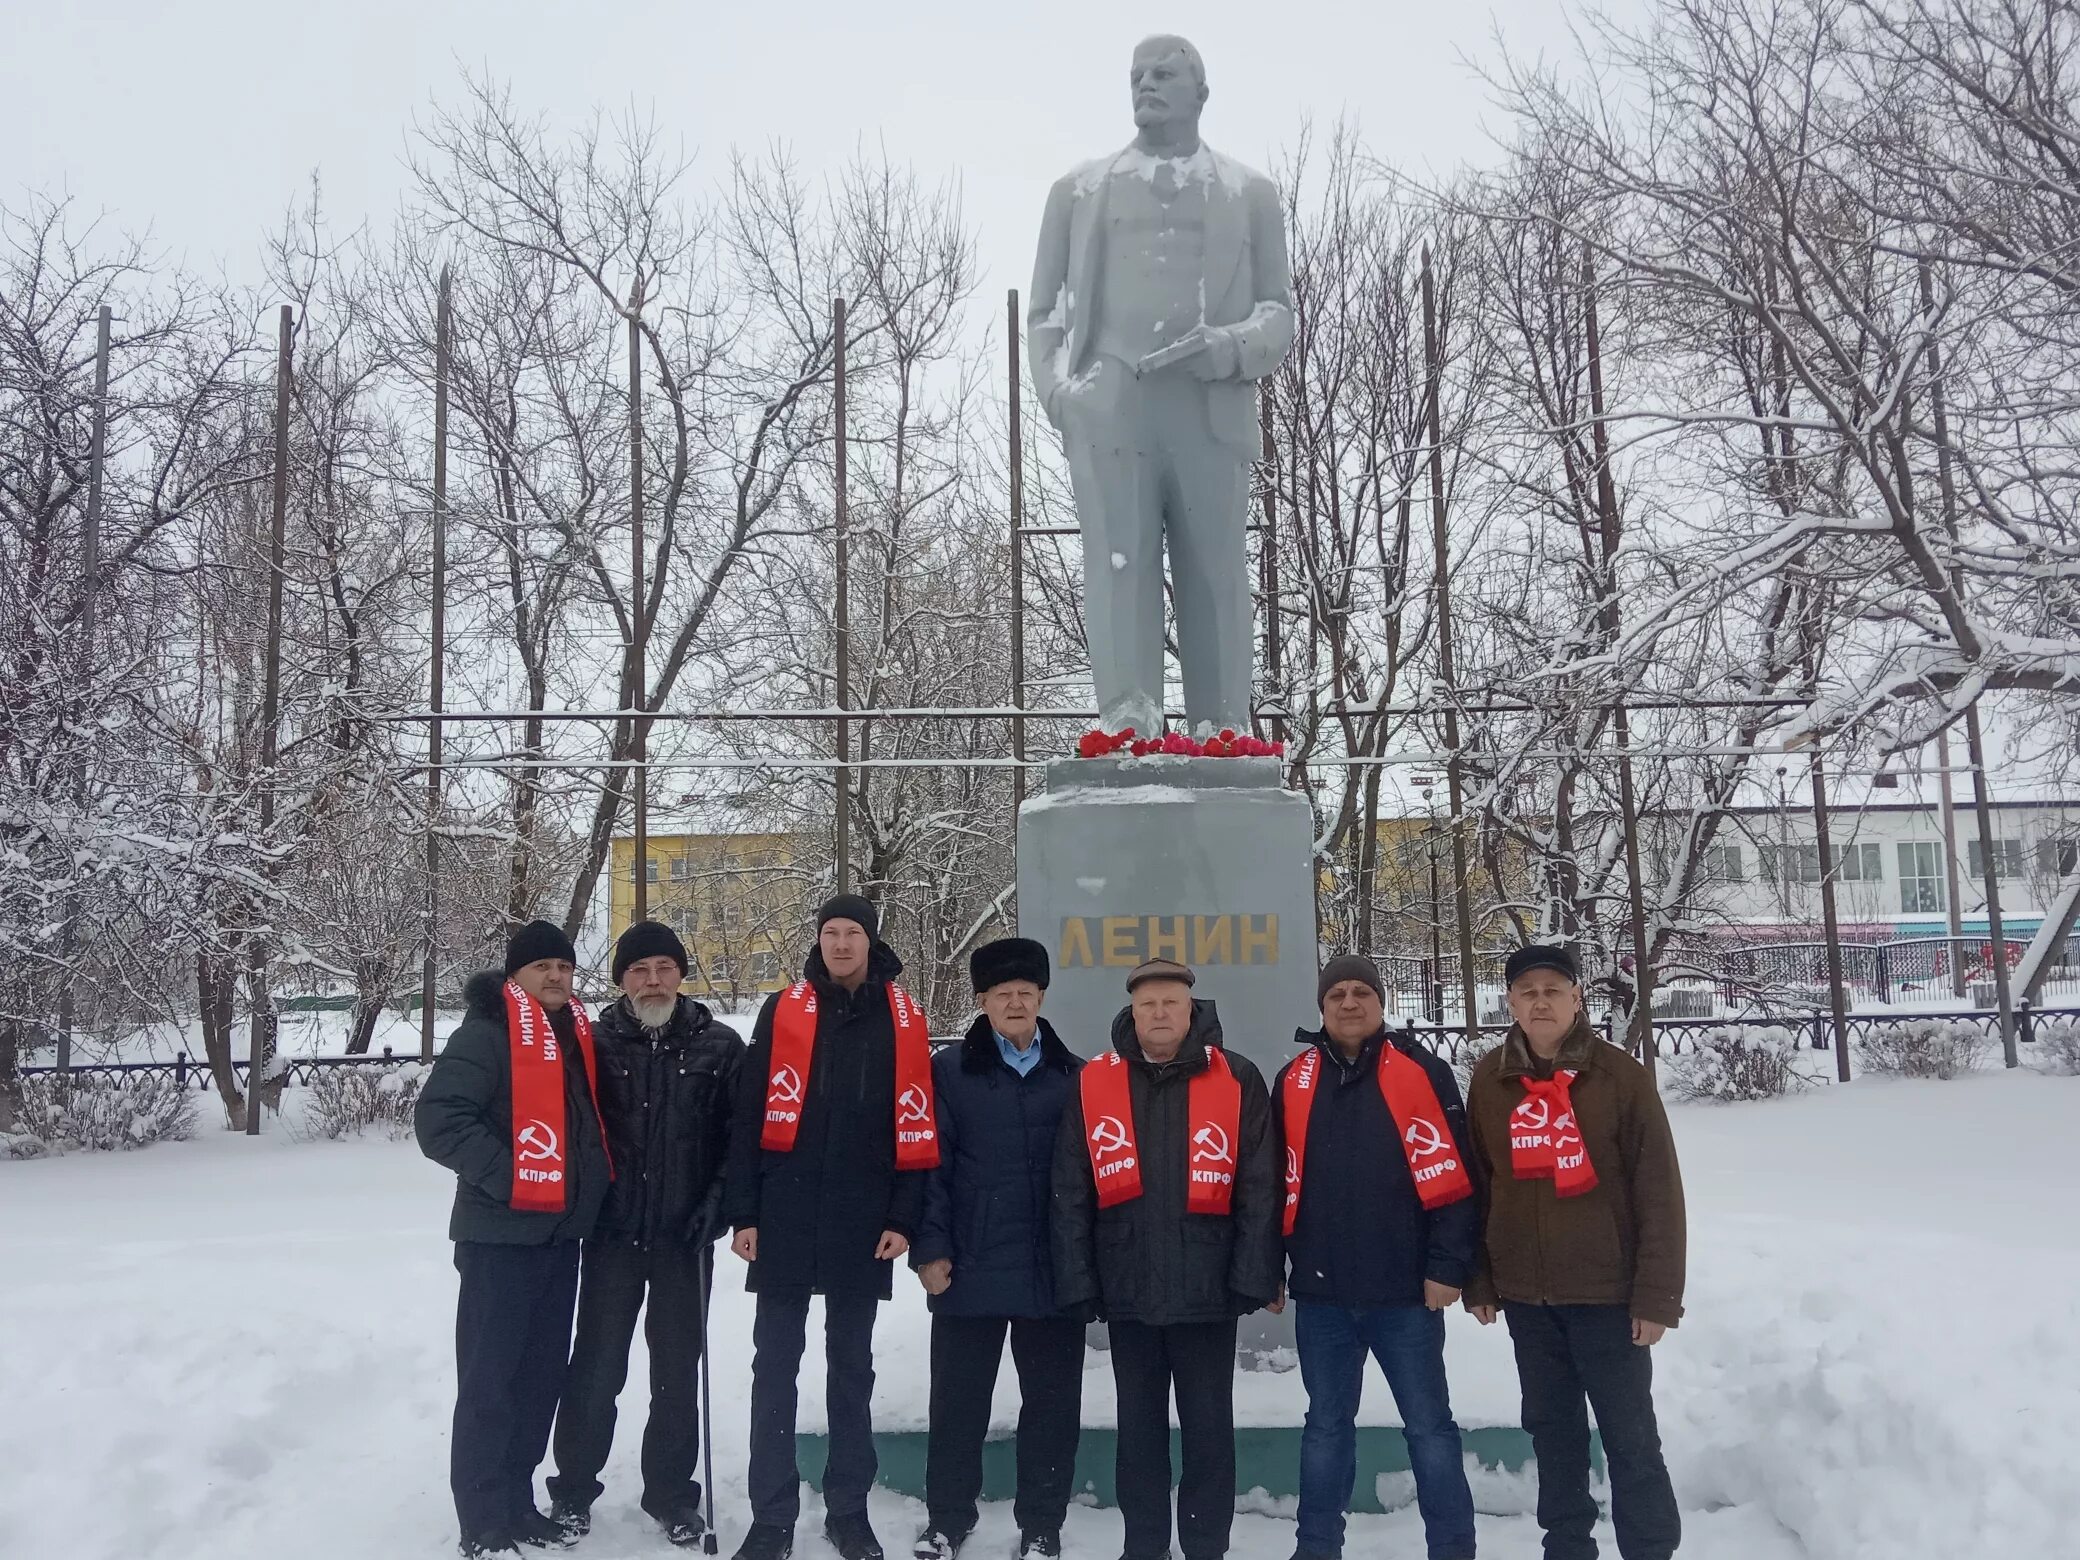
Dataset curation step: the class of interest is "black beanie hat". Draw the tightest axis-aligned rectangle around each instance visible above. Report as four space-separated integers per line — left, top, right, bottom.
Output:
971 936 1050 994
1505 944 1580 987
1317 953 1386 1008
816 893 879 942
505 918 577 976
613 919 689 984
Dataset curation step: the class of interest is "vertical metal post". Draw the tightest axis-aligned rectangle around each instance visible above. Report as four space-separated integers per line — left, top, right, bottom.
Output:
1259 398 1283 747
630 278 649 926
833 297 851 895
1581 248 1656 1077
1007 290 1026 827
1920 261 2016 1062
1422 247 1480 1046
55 304 111 1077
422 267 450 1062
1935 727 1966 995
1809 752 1854 1080
248 304 293 1136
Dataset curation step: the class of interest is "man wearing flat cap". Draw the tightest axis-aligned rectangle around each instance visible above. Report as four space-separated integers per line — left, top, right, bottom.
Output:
1052 959 1281 1560
547 919 745 1548
1276 954 1479 1560
726 895 939 1560
416 918 613 1557
1464 945 1686 1560
908 937 1084 1560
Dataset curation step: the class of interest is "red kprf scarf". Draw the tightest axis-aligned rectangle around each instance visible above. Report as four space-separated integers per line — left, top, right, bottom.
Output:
1280 1040 1475 1234
1079 1045 1244 1214
761 979 940 1170
504 982 611 1213
1510 1070 1598 1197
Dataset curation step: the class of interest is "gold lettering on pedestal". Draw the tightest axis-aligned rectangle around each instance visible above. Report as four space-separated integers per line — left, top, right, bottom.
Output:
1055 914 1282 968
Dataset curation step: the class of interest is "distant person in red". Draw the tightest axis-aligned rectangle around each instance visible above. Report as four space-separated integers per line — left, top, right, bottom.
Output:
1464 945 1687 1560
416 919 612 1558
725 896 938 1560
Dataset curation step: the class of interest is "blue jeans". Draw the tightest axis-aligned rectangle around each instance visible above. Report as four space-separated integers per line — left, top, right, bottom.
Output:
1296 1301 1476 1560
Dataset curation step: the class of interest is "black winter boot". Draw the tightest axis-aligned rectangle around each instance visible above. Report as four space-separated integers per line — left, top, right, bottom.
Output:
733 1523 795 1560
513 1506 581 1550
825 1513 886 1560
548 1498 591 1540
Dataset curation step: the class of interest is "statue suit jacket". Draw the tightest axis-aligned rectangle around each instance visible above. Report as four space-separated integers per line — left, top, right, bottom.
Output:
1028 142 1294 456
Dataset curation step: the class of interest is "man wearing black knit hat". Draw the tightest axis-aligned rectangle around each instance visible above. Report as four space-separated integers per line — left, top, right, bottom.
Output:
725 896 938 1560
1274 954 1478 1560
908 938 1083 1560
546 919 745 1547
417 919 613 1558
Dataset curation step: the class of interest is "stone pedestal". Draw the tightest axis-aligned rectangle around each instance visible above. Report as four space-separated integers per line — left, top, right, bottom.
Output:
1016 756 1317 1088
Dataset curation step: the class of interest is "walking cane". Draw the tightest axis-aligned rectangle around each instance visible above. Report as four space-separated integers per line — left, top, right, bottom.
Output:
696 1241 720 1554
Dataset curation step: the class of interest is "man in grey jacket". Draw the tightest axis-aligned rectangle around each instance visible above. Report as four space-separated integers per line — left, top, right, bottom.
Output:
416 920 612 1558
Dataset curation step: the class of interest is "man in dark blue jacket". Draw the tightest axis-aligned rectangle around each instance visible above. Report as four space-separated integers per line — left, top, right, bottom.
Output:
909 938 1083 1560
1275 955 1479 1560
415 920 613 1559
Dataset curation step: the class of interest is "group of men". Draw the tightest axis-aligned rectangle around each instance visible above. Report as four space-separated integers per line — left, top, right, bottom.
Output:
417 899 1688 1560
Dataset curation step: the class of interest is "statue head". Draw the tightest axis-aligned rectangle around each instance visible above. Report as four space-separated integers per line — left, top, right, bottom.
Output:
1130 35 1208 137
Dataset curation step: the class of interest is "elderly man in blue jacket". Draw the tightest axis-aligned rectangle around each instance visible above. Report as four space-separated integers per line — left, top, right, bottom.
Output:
909 938 1085 1560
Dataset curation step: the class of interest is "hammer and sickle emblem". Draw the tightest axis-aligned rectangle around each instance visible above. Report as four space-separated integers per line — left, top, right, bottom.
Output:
770 1065 804 1104
1089 1115 1131 1154
1403 1117 1446 1159
516 1119 560 1163
1191 1122 1233 1165
897 1085 931 1123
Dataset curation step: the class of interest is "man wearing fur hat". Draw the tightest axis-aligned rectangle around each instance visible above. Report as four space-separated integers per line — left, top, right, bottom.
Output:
546 919 745 1548
1276 954 1479 1560
416 919 614 1558
725 896 939 1560
908 938 1084 1560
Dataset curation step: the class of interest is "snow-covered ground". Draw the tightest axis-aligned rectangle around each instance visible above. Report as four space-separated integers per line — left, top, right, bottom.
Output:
4 1071 2074 1560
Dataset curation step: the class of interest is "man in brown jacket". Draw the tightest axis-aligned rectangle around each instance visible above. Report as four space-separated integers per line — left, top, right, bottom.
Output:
1464 945 1685 1560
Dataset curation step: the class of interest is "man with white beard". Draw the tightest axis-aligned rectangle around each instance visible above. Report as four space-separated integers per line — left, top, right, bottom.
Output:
547 920 746 1548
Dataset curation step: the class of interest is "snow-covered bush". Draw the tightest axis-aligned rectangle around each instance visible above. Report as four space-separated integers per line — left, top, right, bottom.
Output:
16 1073 199 1152
1858 1018 1989 1080
2033 1017 2080 1077
300 1061 425 1140
1670 1024 1806 1102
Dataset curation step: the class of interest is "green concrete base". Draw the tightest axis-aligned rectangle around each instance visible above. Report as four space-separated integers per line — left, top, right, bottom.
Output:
795 1427 1601 1512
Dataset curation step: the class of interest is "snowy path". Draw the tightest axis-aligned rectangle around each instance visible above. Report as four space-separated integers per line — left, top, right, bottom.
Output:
3 1071 2074 1560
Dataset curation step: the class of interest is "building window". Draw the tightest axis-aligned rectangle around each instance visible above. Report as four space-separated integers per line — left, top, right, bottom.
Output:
1898 841 1947 913
750 950 781 985
1968 839 2024 880
2039 838 2080 878
644 858 660 884
1837 842 1883 882
1760 844 1821 884
1705 844 1745 883
668 857 690 883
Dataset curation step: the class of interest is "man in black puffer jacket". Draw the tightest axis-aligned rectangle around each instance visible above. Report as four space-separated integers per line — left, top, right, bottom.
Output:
1052 959 1282 1560
725 896 933 1560
546 920 744 1548
909 938 1084 1560
416 920 614 1559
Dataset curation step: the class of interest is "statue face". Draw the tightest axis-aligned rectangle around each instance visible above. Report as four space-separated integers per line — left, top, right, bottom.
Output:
1130 42 1204 132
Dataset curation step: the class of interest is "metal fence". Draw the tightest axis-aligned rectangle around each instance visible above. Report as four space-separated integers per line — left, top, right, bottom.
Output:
26 1007 2072 1093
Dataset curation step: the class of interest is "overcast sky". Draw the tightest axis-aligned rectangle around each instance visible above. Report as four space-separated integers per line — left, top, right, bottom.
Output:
4 0 1612 305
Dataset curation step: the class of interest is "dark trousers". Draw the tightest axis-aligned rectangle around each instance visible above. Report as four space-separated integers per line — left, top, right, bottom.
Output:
547 1240 711 1515
1295 1302 1476 1560
450 1240 581 1541
1506 1304 1681 1560
1108 1318 1238 1560
748 1289 881 1527
925 1314 1085 1538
